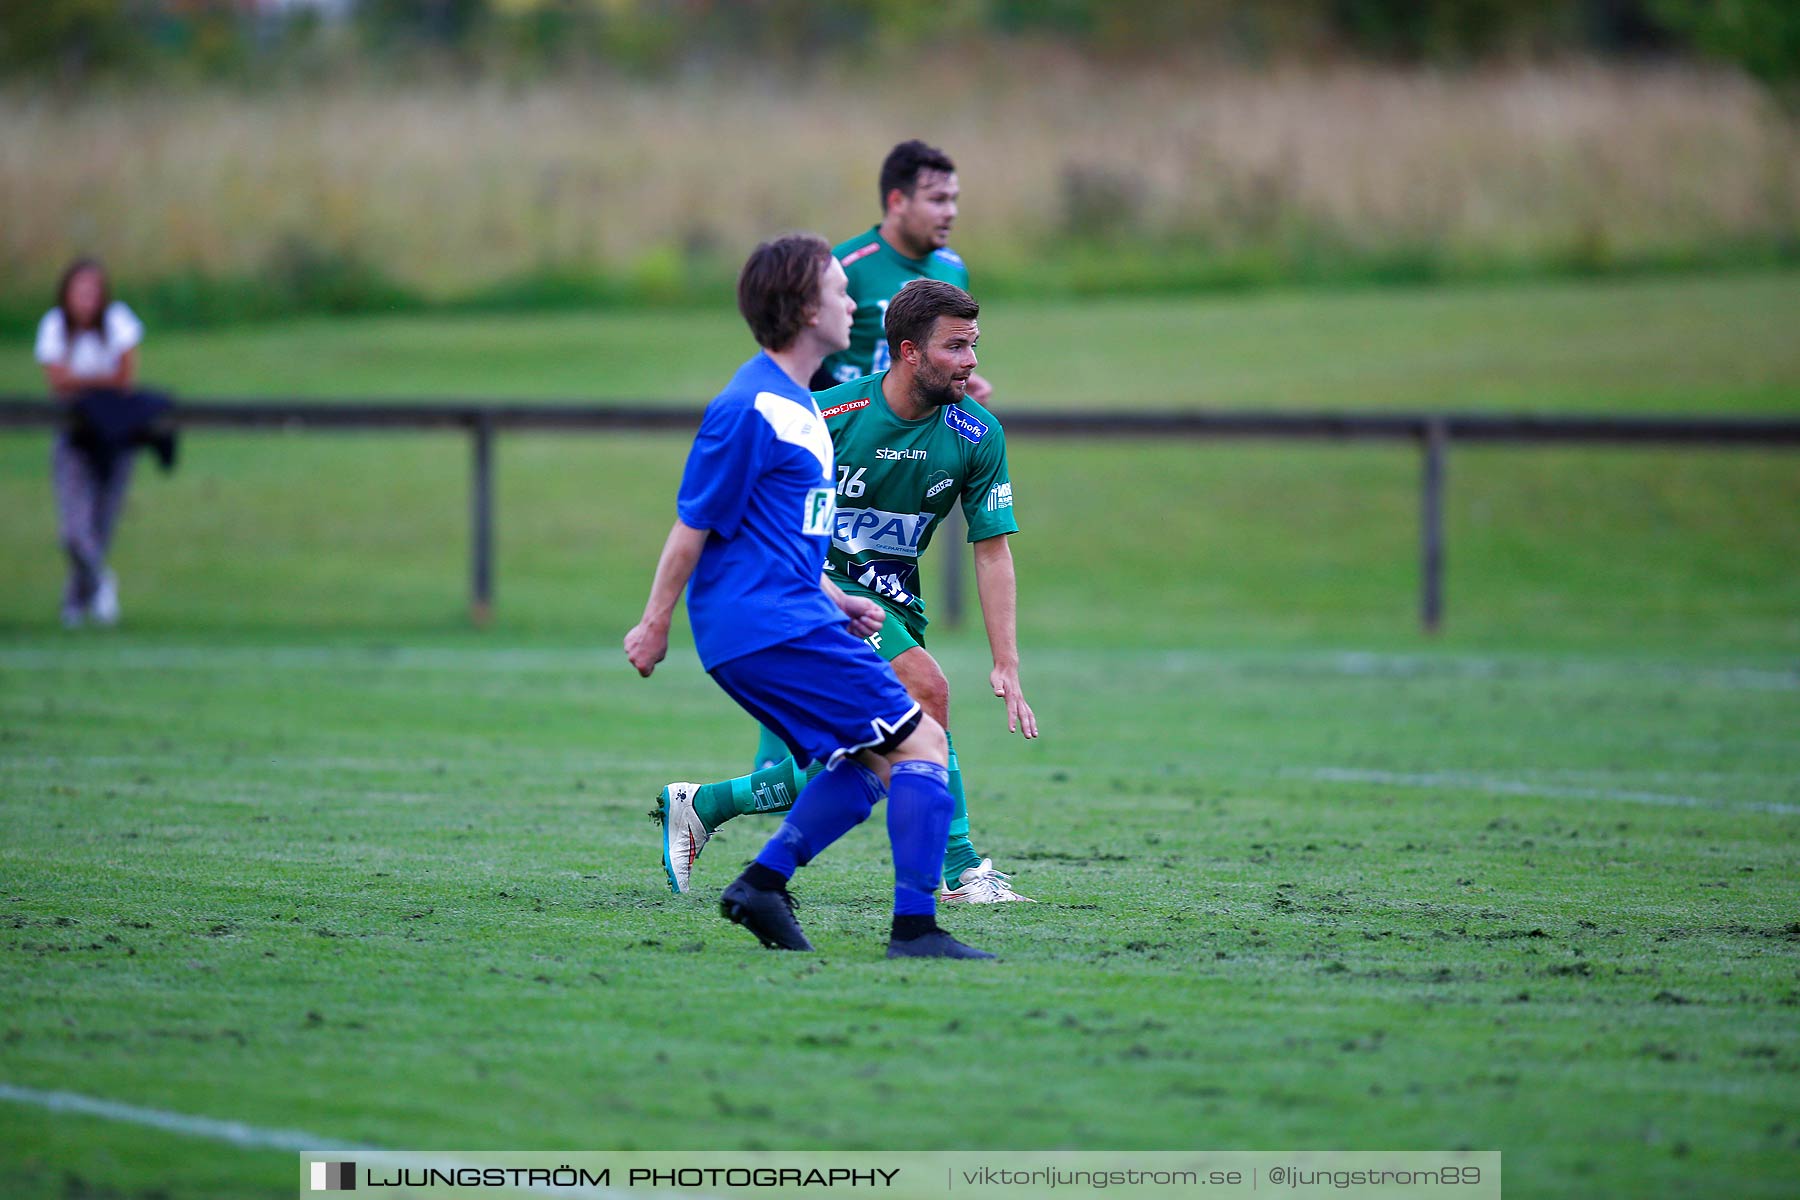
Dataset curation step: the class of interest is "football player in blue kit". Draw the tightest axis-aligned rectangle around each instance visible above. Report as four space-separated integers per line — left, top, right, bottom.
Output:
623 233 994 960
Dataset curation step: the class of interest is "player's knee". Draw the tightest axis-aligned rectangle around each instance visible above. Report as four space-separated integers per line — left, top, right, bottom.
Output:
909 666 951 727
836 758 885 821
894 650 951 727
891 712 947 768
921 676 950 728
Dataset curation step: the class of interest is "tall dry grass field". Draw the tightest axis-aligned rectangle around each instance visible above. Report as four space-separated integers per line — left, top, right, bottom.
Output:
2 55 1797 301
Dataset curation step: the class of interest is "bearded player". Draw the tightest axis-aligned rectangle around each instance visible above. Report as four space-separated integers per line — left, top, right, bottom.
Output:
654 280 1038 902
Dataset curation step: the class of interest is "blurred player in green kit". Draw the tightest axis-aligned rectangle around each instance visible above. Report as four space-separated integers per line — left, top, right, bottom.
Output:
814 139 993 400
654 279 1038 902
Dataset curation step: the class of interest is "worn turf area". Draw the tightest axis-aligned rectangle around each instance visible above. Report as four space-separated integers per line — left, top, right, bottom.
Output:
1 636 1796 1199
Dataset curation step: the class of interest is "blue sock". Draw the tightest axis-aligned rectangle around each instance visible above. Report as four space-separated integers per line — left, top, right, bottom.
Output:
753 759 885 879
887 760 954 917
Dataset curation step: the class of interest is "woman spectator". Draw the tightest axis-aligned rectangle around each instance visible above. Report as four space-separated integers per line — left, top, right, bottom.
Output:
35 258 146 628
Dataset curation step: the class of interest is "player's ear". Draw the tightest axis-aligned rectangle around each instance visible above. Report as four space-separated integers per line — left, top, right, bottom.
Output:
884 186 906 215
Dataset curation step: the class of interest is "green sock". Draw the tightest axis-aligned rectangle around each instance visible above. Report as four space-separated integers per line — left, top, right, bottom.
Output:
753 724 790 771
940 730 983 883
690 757 821 830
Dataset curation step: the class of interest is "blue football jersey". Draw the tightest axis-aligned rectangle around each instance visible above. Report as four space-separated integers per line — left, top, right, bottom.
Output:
676 352 846 670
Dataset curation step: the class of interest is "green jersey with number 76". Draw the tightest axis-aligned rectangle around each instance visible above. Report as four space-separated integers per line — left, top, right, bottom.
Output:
818 372 1017 634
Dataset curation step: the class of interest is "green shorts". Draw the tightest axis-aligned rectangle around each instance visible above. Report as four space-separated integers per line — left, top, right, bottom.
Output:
860 600 928 662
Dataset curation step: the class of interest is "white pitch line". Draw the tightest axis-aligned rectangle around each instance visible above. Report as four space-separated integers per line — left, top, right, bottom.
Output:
0 1081 365 1152
0 1083 638 1199
1288 766 1800 816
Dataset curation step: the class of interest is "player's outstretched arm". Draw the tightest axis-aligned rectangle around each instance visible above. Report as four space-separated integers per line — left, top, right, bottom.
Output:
624 520 709 677
972 534 1038 739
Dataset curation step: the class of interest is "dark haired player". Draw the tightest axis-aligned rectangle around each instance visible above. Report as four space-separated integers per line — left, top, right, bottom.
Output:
625 236 993 960
815 138 992 403
654 280 1037 905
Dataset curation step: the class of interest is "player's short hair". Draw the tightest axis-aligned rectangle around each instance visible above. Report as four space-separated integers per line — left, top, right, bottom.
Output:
737 233 834 352
880 140 956 209
884 279 979 359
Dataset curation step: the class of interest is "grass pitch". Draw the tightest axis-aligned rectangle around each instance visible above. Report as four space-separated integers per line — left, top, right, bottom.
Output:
1 637 1796 1199
2 271 1798 414
1 273 1797 1198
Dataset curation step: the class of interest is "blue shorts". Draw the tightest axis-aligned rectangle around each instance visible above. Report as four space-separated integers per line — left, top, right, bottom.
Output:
709 624 923 769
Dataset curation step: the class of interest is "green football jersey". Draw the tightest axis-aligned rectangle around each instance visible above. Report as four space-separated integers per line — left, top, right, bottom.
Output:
818 373 1017 630
819 227 971 386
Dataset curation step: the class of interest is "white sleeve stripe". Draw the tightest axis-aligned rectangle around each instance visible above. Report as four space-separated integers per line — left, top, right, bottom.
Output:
753 391 833 473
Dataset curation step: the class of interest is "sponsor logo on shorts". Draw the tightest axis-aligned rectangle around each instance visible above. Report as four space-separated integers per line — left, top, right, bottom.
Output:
820 398 870 419
834 506 935 557
985 481 1013 511
944 405 988 444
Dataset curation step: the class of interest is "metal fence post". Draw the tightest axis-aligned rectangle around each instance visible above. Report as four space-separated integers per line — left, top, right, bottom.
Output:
1420 416 1448 634
471 410 495 626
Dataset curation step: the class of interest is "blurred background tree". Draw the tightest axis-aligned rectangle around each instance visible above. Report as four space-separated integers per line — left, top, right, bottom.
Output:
1653 0 1800 85
3 0 1797 82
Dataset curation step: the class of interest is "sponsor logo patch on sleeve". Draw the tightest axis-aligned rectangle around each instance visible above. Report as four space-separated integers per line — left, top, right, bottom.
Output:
820 398 871 419
943 405 989 443
803 486 837 536
841 243 881 267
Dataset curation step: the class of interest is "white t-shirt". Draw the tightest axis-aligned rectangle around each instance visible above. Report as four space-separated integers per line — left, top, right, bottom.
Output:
34 302 144 382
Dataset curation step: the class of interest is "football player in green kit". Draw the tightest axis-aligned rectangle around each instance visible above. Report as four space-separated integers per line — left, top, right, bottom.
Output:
654 280 1038 901
814 139 994 401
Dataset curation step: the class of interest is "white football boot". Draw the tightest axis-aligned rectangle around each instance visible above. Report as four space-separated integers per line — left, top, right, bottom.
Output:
651 782 710 895
940 858 1035 903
